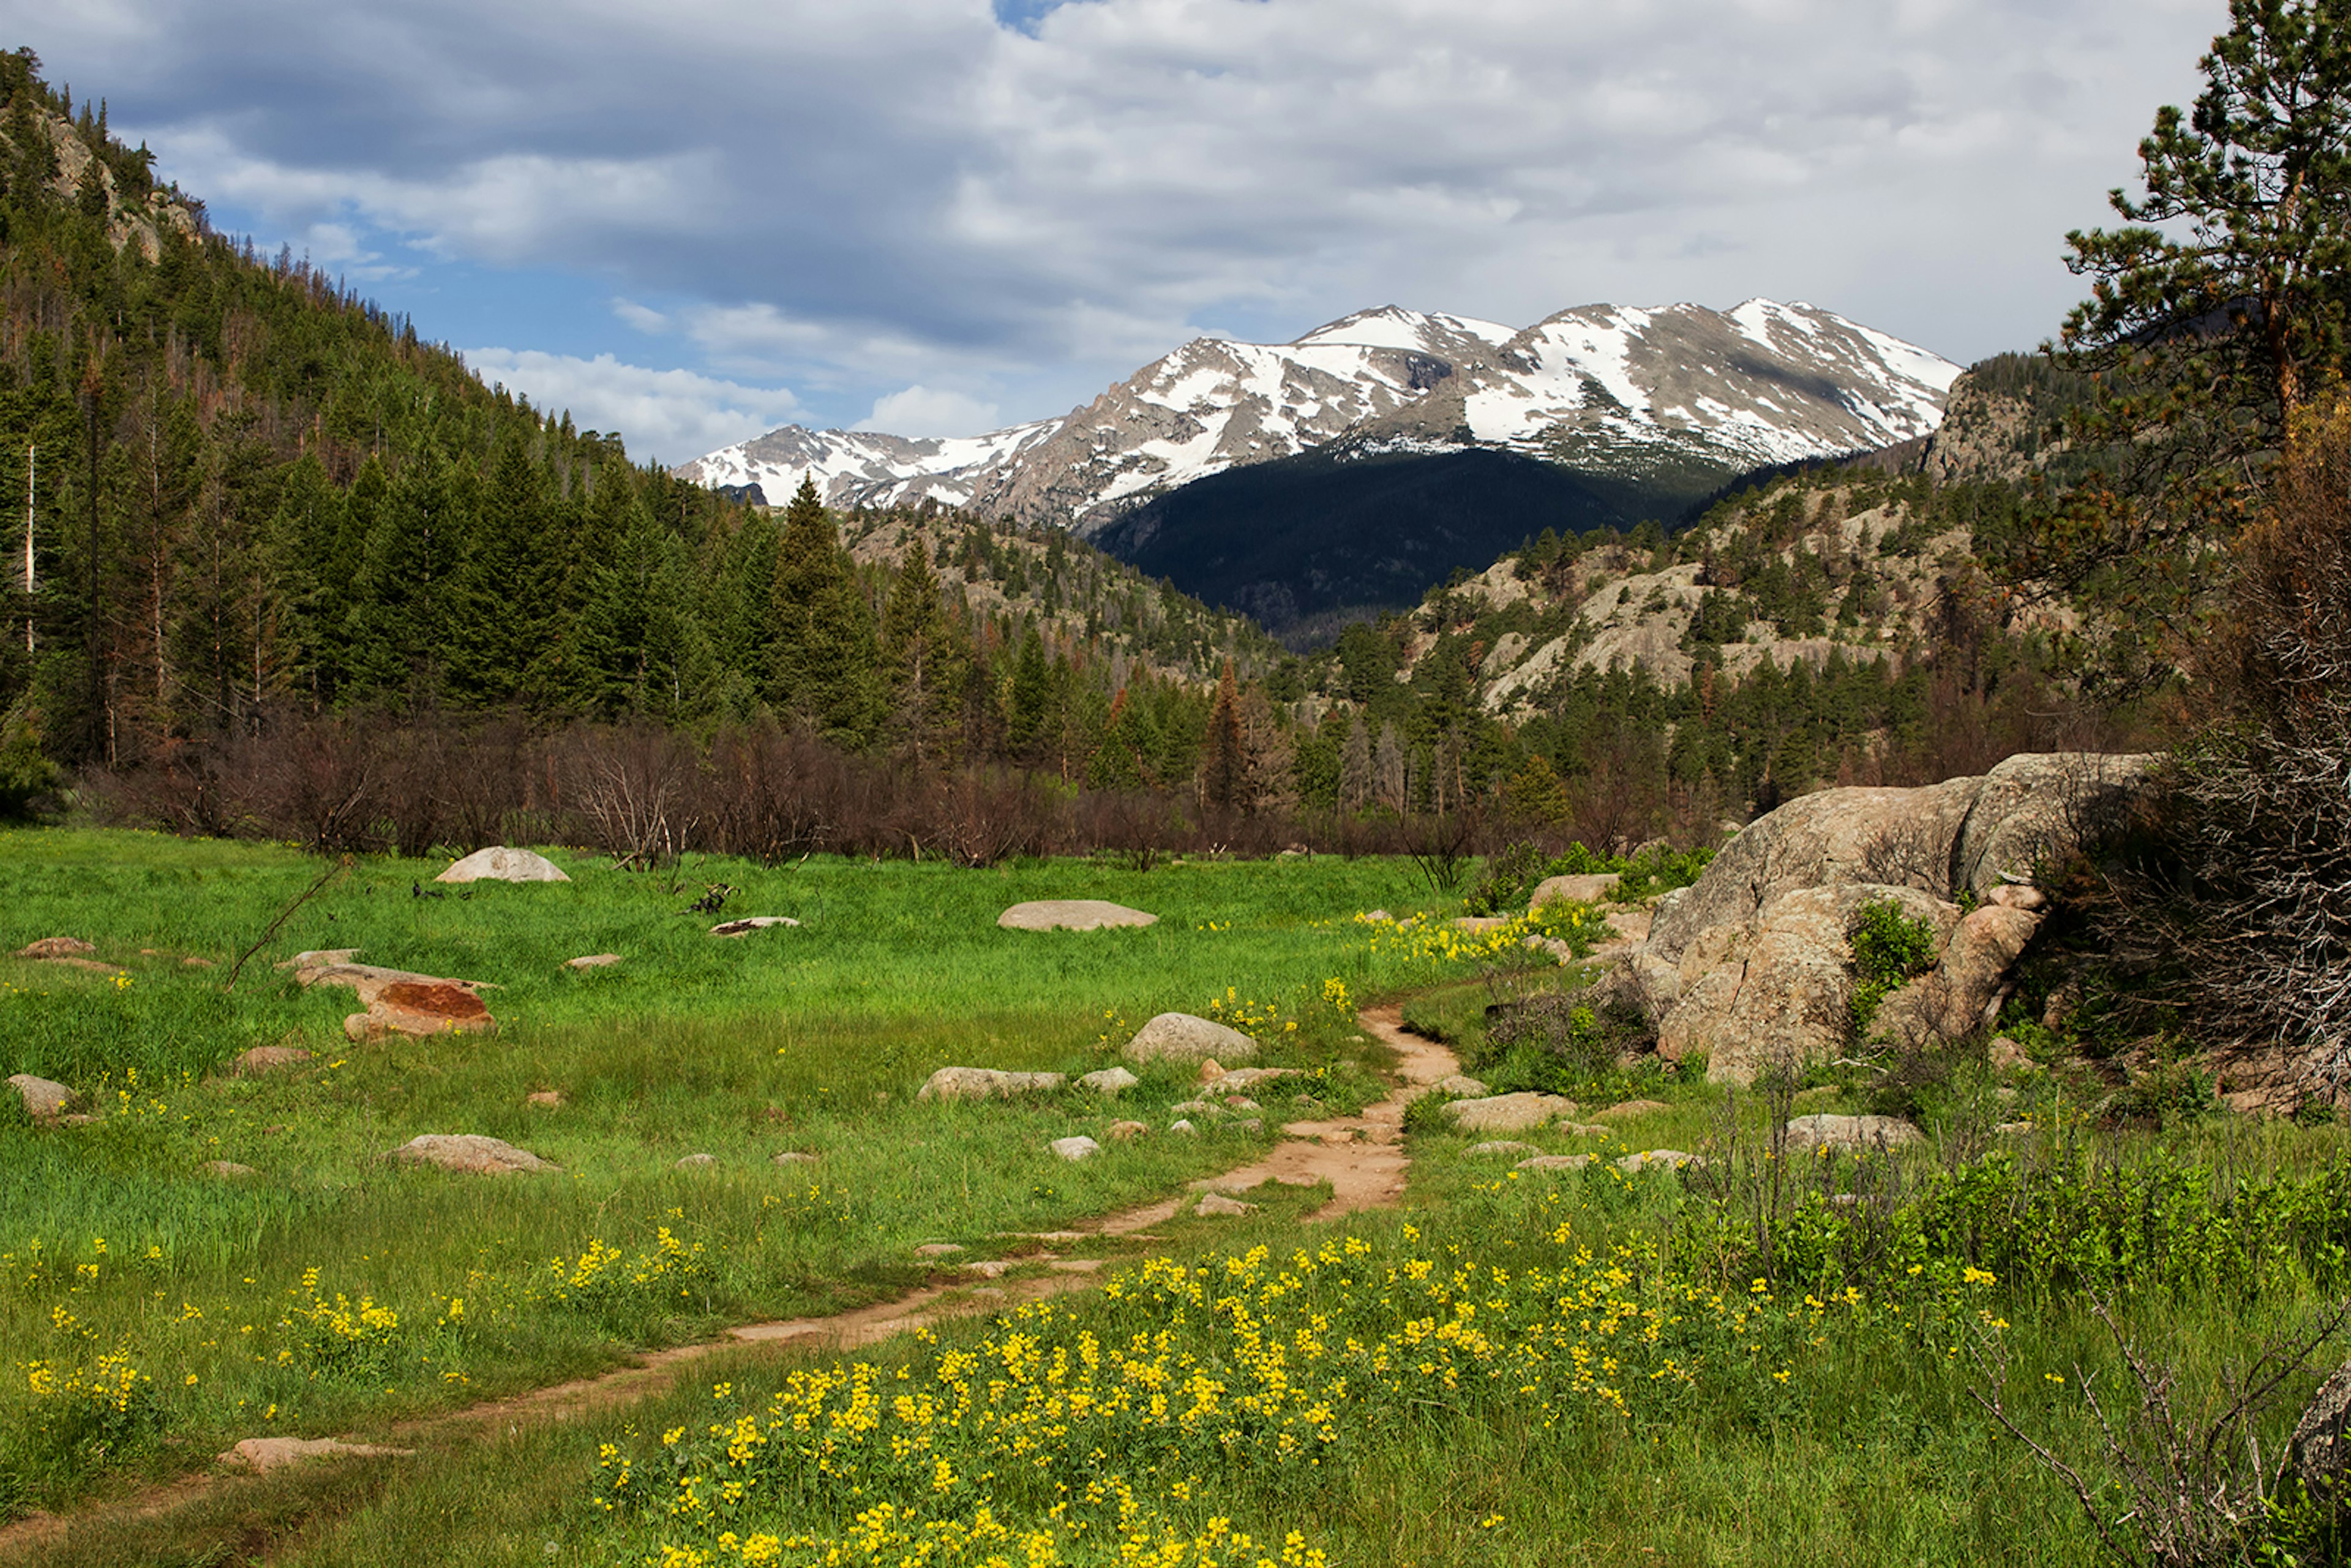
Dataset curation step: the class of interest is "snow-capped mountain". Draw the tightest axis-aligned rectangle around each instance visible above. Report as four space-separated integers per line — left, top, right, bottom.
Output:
675 299 1960 533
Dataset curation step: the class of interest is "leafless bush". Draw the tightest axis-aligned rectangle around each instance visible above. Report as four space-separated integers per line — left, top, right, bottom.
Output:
1971 1296 2351 1568
929 768 1059 868
561 722 699 870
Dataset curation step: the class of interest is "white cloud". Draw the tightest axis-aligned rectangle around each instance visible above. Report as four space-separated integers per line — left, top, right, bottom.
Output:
29 0 2230 445
459 348 800 465
854 384 1003 438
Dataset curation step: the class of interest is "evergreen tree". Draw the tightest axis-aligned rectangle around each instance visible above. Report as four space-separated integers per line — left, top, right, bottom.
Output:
1201 659 1243 809
880 538 961 764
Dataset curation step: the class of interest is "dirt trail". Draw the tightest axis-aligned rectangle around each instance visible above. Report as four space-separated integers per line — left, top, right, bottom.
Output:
0 1009 1457 1558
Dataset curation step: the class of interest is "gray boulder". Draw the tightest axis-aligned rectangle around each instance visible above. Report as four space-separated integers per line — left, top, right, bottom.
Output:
917 1067 1067 1101
386 1133 557 1174
999 900 1158 931
1434 1074 1491 1097
1531 873 1620 908
1195 1191 1256 1216
1121 1013 1257 1066
7 1073 75 1122
1078 1066 1140 1095
435 847 571 884
1442 1092 1579 1133
1050 1135 1101 1161
566 953 622 969
1783 1113 1924 1153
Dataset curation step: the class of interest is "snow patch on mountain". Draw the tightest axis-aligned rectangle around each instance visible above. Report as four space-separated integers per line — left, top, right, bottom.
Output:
675 298 1960 529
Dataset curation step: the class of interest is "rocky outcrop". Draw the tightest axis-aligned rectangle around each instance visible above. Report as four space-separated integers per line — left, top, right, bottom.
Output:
1608 753 2157 1083
345 981 497 1043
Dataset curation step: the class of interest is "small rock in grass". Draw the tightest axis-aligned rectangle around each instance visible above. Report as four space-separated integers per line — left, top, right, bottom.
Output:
914 1242 966 1258
1107 1120 1147 1141
1442 1092 1578 1134
675 1153 718 1168
1078 1067 1139 1096
1594 1099 1671 1121
1169 1100 1212 1117
527 1091 564 1108
1465 1141 1540 1158
1988 1035 2030 1070
1434 1074 1490 1097
966 1258 1014 1278
710 916 800 937
1996 1120 2036 1135
1516 1154 1595 1173
7 1073 77 1122
1168 1119 1197 1135
1195 1192 1257 1217
199 1160 258 1178
1783 1114 1924 1152
566 953 622 969
1231 1119 1263 1133
15 937 95 959
1207 1067 1301 1093
1618 1149 1697 1172
1122 1014 1257 1067
997 899 1157 931
1197 1059 1223 1083
231 1046 311 1078
918 1067 1067 1101
219 1436 413 1471
1050 1136 1101 1161
773 1151 819 1166
1223 1096 1261 1112
385 1133 557 1174
435 846 570 884
182 956 214 968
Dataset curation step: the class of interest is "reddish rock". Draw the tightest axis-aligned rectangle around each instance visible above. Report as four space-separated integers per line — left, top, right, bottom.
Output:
345 981 496 1043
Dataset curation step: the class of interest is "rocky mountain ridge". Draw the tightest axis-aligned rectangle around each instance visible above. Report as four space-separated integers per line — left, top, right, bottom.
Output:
679 299 1963 536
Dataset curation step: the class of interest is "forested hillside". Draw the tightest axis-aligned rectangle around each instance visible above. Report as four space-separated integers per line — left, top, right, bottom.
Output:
0 47 1271 816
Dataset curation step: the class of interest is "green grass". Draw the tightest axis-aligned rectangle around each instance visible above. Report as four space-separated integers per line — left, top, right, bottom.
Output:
0 829 1487 1524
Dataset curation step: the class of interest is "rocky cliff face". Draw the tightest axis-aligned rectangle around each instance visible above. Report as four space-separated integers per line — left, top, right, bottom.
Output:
676 299 1962 532
2 110 198 261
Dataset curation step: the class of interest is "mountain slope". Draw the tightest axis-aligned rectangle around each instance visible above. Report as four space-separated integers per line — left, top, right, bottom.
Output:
677 299 1960 527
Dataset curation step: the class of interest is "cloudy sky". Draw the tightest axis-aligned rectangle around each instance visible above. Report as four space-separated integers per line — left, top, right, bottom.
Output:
23 0 2221 463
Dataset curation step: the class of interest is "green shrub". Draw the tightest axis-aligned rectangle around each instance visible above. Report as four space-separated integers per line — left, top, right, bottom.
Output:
1847 898 1938 1035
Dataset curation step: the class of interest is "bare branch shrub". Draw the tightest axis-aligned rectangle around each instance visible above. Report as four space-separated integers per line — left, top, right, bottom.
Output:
561 722 698 871
1971 1296 2351 1568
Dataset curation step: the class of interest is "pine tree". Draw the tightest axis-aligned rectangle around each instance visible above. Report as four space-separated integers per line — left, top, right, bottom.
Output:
1201 659 1243 809
880 538 961 765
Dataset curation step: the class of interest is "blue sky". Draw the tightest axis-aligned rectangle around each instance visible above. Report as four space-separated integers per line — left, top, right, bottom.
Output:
21 0 2220 466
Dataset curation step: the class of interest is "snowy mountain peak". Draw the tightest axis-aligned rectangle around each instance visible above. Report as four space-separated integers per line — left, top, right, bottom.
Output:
676 297 1960 533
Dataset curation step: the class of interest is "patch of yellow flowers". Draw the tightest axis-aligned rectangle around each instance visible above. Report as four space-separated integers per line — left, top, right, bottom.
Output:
596 1215 2004 1565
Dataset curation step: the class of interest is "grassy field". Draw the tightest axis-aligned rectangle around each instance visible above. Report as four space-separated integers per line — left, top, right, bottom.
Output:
9 829 2351 1566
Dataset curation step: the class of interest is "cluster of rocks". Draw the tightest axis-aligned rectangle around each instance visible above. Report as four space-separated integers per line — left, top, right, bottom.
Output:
1593 753 2156 1084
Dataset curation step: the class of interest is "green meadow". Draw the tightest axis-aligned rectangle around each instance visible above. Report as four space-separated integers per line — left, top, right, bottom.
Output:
8 830 2351 1567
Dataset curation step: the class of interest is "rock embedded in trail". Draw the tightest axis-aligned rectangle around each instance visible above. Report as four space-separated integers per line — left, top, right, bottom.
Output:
1442 1092 1579 1133
434 846 571 884
917 1067 1067 1101
230 1046 311 1077
1121 1013 1257 1067
1783 1113 1923 1152
913 1242 966 1258
1077 1067 1139 1095
385 1133 557 1174
219 1436 413 1471
345 981 497 1043
7 1074 77 1122
1049 1135 1101 1161
997 900 1158 932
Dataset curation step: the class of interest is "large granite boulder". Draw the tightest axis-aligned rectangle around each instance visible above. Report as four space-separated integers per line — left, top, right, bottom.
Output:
1121 1013 1258 1066
435 847 570 884
385 1133 556 1174
1610 753 2155 1084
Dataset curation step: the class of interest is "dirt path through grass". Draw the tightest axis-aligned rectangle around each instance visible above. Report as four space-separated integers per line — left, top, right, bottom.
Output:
0 1008 1458 1562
